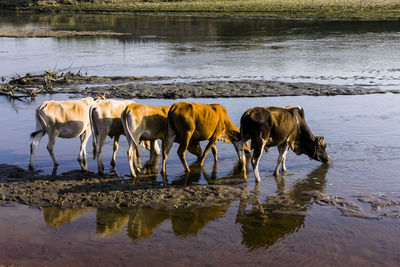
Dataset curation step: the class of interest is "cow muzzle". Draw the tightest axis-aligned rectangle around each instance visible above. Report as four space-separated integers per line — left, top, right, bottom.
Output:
314 136 330 163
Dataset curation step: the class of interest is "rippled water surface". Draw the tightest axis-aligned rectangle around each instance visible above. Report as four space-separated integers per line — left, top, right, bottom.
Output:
1 12 400 89
1 12 400 266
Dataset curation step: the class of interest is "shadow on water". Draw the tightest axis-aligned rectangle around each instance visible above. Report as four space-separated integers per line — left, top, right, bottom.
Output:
39 164 329 248
235 164 329 251
171 158 248 186
2 12 400 43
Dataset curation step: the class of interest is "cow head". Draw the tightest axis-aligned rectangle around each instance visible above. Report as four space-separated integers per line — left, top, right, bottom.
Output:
294 136 330 163
312 136 330 163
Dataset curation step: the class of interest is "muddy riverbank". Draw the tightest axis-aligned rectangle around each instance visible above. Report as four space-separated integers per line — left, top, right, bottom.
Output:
2 72 398 100
0 164 244 210
0 28 130 38
1 164 399 220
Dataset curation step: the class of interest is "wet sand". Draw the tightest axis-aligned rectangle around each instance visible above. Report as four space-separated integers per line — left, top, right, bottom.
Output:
3 74 398 100
0 164 244 210
1 164 399 220
75 79 392 99
0 29 130 38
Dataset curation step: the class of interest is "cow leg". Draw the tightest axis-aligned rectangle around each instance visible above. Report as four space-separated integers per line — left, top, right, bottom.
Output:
275 143 290 176
251 138 266 183
133 134 143 172
78 129 91 171
29 130 45 169
47 132 59 167
211 145 218 162
188 140 202 161
199 138 217 167
111 135 120 170
149 140 161 157
96 133 107 174
126 132 142 177
177 143 190 172
126 143 135 177
176 131 193 172
161 127 176 174
127 143 138 177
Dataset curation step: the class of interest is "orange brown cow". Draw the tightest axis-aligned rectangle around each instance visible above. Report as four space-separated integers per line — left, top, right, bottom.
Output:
163 102 249 174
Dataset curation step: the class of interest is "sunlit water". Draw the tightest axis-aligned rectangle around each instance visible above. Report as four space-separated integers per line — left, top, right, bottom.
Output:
1 13 400 89
1 12 400 266
1 94 400 266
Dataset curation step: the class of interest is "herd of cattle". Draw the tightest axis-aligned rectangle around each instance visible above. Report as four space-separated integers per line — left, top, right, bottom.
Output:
28 97 330 182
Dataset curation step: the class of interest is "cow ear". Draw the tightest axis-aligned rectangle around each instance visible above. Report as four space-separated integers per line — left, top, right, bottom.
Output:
317 136 326 147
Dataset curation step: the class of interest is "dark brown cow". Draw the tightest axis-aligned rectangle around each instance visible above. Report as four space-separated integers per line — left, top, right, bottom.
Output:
240 106 329 181
163 102 249 173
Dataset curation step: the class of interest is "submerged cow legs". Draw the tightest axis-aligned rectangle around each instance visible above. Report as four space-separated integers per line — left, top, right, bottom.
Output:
274 143 290 176
78 129 91 171
111 135 120 170
29 130 45 169
251 137 267 183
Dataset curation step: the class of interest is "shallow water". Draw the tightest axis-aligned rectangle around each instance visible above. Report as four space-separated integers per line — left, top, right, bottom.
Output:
1 94 400 265
1 13 400 89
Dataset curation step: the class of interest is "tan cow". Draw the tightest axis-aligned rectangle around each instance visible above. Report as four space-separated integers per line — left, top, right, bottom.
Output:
90 99 160 174
163 102 249 174
29 97 95 171
240 106 330 182
121 103 208 177
121 104 170 177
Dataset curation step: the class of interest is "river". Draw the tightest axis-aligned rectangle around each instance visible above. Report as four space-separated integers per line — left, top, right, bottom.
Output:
1 12 400 266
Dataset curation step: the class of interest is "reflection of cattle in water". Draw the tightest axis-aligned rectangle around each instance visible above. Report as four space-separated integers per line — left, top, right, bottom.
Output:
43 207 92 228
240 106 330 181
171 205 229 237
43 203 231 242
235 164 329 250
29 97 95 171
96 205 230 241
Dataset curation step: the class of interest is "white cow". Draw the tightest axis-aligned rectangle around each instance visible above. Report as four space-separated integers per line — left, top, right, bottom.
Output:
29 97 95 171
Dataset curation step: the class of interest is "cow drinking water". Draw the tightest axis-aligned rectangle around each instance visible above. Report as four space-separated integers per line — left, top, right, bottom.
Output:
240 106 330 182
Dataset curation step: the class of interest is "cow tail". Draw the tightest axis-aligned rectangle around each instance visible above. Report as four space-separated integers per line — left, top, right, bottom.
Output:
167 104 178 137
89 104 98 159
30 102 47 139
122 110 141 161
